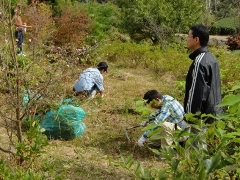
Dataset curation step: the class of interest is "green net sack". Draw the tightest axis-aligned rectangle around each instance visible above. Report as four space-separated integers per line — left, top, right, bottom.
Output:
41 104 86 140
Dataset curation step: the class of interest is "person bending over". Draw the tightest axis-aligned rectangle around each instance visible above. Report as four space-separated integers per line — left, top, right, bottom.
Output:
73 62 108 98
138 90 189 148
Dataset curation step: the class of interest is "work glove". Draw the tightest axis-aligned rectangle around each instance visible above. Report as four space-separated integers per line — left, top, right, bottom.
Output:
140 120 149 127
138 136 147 147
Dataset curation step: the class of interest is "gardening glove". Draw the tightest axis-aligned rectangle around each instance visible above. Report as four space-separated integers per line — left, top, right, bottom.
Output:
140 120 149 127
138 136 147 147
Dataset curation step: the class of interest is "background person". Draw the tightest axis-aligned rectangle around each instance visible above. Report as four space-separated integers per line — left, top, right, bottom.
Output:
73 62 108 98
184 24 222 124
13 5 27 56
184 24 222 149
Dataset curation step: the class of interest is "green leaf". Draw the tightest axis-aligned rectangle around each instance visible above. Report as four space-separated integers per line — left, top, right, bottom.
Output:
205 152 222 175
142 123 159 131
198 167 206 180
229 103 239 114
134 162 141 173
149 148 161 156
157 170 168 180
230 84 240 91
217 95 240 107
126 159 134 169
237 104 240 117
216 120 226 129
171 159 180 172
135 100 146 107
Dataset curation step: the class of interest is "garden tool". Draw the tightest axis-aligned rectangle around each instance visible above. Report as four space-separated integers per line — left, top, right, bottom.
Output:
124 124 142 141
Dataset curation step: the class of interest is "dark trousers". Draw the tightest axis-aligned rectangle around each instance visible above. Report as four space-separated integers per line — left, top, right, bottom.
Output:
15 29 24 54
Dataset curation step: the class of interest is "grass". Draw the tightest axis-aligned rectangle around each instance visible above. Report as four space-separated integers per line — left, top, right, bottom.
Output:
214 17 237 28
38 67 170 179
0 65 169 179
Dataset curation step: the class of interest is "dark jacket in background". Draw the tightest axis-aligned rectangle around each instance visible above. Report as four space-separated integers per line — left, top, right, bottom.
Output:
184 46 222 123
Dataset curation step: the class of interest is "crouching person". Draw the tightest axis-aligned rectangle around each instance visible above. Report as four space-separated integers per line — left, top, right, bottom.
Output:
73 62 108 98
137 90 189 150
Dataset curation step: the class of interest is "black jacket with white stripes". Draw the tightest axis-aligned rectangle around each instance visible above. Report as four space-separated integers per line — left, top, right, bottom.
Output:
184 46 222 123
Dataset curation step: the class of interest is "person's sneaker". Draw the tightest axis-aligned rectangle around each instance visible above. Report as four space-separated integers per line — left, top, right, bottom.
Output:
17 52 26 56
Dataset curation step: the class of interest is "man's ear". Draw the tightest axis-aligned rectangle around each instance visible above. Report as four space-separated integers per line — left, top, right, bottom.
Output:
195 37 200 44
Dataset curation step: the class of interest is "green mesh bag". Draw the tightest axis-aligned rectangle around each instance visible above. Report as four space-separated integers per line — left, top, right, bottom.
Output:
41 104 86 140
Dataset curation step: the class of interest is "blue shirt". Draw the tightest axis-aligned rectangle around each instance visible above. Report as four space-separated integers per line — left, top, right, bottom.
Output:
143 95 186 138
73 68 104 92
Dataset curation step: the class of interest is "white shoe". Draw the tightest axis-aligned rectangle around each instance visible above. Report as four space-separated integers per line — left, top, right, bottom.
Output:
17 52 26 56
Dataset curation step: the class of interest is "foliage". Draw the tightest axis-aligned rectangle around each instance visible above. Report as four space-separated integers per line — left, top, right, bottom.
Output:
209 26 221 35
226 34 240 50
17 119 48 165
23 2 56 59
80 1 120 44
96 39 190 80
0 0 76 166
114 0 205 44
0 159 44 179
53 1 90 47
211 17 237 35
214 0 236 19
115 83 240 180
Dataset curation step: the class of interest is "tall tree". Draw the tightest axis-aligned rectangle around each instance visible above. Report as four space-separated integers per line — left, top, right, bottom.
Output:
114 0 205 44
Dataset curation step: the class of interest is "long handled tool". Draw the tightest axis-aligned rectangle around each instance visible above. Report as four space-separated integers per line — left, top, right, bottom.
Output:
124 124 142 141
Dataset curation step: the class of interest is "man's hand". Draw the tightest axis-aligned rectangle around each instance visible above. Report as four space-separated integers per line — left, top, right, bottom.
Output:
140 120 149 127
137 136 147 147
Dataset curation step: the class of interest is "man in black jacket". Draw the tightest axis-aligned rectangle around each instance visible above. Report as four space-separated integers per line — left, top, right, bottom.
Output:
184 24 222 124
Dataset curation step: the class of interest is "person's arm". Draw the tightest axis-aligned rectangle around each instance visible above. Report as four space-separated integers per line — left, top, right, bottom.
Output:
138 108 170 147
186 63 210 114
94 73 104 96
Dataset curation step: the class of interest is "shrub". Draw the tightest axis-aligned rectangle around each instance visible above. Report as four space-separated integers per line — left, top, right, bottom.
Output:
54 2 91 47
226 34 240 50
209 26 221 35
80 2 120 43
212 17 237 35
23 2 55 59
220 27 236 35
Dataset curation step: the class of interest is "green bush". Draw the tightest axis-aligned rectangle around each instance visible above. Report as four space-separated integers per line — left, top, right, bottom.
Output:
116 83 240 180
80 2 120 43
220 27 236 35
209 26 221 35
96 39 190 80
210 26 235 35
212 17 237 35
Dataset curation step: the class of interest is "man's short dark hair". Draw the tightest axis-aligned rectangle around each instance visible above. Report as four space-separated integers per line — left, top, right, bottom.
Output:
143 90 163 104
190 24 209 47
97 62 108 72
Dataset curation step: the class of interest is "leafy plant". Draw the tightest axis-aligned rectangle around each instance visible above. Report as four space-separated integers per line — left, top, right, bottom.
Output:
226 34 240 50
54 2 90 47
